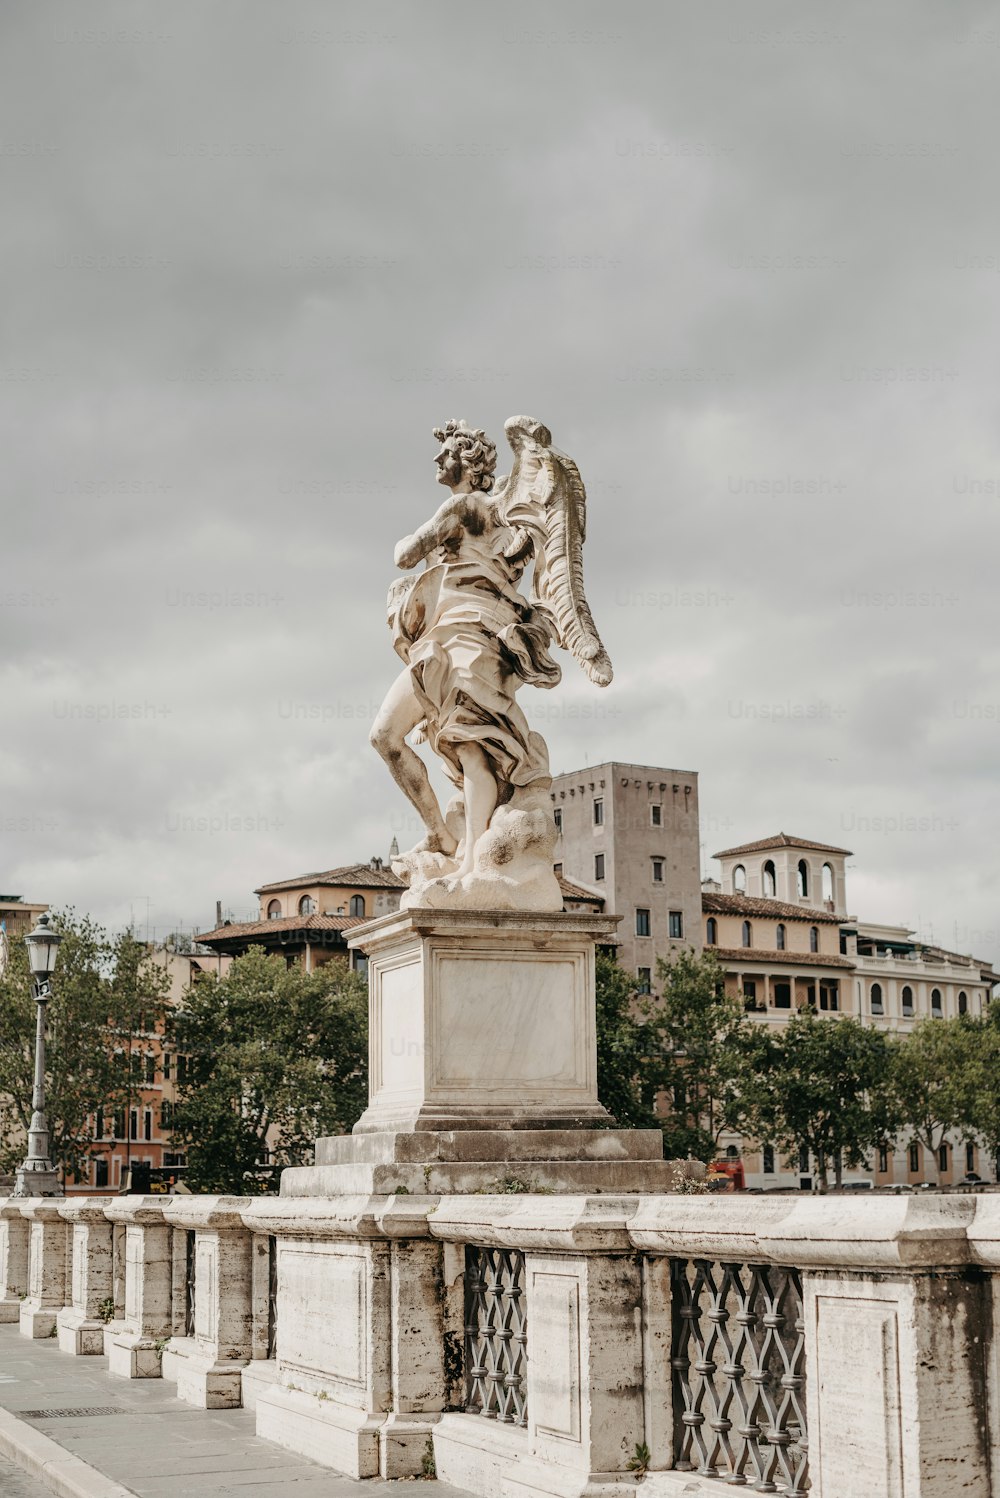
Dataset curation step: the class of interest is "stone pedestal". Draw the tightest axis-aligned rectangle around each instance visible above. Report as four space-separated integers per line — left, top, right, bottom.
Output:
18 1199 67 1338
160 1197 253 1408
0 1199 29 1323
56 1199 113 1355
348 909 618 1134
105 1197 172 1379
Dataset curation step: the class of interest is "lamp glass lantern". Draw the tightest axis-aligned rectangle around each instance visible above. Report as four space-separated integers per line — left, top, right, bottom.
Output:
24 913 63 980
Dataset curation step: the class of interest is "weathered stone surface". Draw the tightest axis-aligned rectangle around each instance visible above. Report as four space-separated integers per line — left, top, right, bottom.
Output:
0 1199 29 1323
55 1197 113 1355
160 1197 255 1409
315 1128 667 1166
105 1197 172 1380
17 1199 67 1340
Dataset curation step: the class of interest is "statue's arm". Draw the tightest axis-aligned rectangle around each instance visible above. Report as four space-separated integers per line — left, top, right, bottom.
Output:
394 495 467 569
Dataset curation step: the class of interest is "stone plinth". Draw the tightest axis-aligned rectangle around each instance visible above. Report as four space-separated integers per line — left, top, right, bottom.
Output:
56 1198 113 1355
160 1197 253 1408
105 1197 172 1379
347 908 618 1134
0 1199 29 1324
18 1199 68 1338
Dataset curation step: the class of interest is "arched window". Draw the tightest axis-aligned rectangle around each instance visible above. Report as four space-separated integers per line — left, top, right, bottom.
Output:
870 982 883 1015
742 920 752 948
901 985 914 1016
726 1144 739 1160
706 917 718 946
349 894 366 918
931 988 943 1017
267 899 281 920
958 990 968 1015
822 863 835 903
775 923 786 951
797 860 809 898
733 864 746 893
762 860 776 897
298 895 316 916
809 926 819 953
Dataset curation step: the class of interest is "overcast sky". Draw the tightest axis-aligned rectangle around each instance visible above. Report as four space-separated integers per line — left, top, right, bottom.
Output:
2 0 998 962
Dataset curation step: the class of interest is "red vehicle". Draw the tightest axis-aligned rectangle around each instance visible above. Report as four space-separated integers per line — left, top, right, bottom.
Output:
706 1159 746 1192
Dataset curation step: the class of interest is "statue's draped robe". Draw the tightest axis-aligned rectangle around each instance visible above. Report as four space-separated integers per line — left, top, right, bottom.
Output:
391 518 560 797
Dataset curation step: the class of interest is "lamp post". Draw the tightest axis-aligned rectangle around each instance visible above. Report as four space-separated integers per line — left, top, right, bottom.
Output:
13 914 64 1198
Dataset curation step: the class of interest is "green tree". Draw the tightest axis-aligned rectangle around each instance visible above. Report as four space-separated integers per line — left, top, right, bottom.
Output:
641 949 753 1163
594 951 656 1129
967 1005 1000 1176
171 948 368 1193
0 913 171 1181
890 1016 983 1184
747 1010 899 1191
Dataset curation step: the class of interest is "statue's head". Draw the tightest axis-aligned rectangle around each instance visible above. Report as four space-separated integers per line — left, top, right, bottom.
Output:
432 419 497 493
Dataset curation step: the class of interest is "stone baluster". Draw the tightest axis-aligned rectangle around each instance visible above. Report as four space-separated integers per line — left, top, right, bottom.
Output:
159 1196 254 1408
965 1196 1000 1485
0 1198 30 1323
56 1198 114 1355
18 1198 68 1339
105 1196 172 1378
241 1230 280 1411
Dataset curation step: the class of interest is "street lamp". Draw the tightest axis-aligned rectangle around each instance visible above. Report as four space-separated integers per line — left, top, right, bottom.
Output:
13 914 64 1197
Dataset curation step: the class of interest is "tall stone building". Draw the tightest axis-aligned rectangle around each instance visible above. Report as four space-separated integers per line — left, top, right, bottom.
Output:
549 760 702 985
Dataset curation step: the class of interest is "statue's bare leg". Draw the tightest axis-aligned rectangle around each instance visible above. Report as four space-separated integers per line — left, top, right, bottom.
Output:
454 743 499 876
370 670 458 856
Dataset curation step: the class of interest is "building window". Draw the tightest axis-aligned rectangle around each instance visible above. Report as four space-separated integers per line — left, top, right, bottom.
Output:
706 917 717 946
909 1142 920 1173
652 858 664 883
95 1158 109 1189
113 1109 126 1140
144 1053 156 1084
95 1109 105 1141
593 798 604 826
762 1145 775 1174
967 1142 976 1174
774 982 791 1009
349 894 366 918
553 863 563 877
939 1142 949 1173
733 864 746 893
299 894 316 915
267 899 281 919
958 990 968 1015
822 863 835 904
775 923 786 951
668 911 683 940
650 804 662 827
870 983 883 1016
637 967 651 995
161 1100 173 1130
901 985 914 1016
741 920 752 948
798 1145 810 1174
553 807 562 834
636 908 651 938
594 853 605 881
931 988 943 1017
742 979 757 1004
130 1110 138 1141
144 1111 153 1142
827 982 839 1012
879 1145 889 1173
809 926 819 953
762 860 776 897
797 860 809 898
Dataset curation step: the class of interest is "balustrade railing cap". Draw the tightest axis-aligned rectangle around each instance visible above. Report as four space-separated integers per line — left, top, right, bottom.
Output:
965 1197 1000 1265
104 1195 171 1225
162 1196 254 1231
757 1195 976 1269
16 1198 66 1221
240 1193 439 1239
57 1197 118 1223
428 1193 637 1252
628 1194 796 1261
0 1197 29 1220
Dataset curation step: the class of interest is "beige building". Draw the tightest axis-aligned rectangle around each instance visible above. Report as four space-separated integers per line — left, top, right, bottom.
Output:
550 760 702 986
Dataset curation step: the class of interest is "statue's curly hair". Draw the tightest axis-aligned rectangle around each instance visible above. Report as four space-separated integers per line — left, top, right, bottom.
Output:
432 418 497 492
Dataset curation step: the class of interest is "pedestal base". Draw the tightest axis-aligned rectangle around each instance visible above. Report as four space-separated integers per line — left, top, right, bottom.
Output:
348 909 618 1135
19 1301 57 1339
241 1358 279 1411
0 1297 21 1325
161 1338 248 1408
13 1167 61 1197
56 1307 105 1355
107 1331 163 1379
256 1383 438 1480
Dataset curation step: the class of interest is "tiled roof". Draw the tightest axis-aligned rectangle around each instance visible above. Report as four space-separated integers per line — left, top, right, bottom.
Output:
255 862 406 894
702 892 842 924
557 875 605 907
195 913 366 943
712 946 856 970
713 833 853 858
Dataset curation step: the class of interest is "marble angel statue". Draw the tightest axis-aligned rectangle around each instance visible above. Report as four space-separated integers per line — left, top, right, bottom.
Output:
370 415 613 911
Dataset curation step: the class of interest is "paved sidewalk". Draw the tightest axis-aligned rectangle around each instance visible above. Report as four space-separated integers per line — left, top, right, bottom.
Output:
0 1327 472 1497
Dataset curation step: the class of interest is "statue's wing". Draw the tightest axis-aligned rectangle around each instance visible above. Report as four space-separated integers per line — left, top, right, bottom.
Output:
499 416 613 687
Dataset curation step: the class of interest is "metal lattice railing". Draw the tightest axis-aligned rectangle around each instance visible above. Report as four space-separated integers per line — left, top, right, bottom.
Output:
464 1245 528 1427
183 1230 196 1338
670 1258 809 1495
